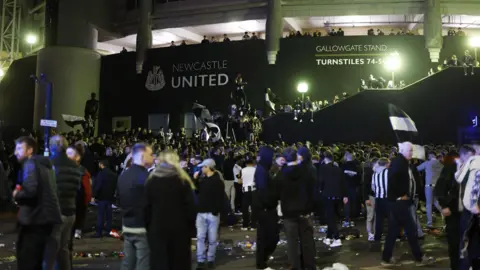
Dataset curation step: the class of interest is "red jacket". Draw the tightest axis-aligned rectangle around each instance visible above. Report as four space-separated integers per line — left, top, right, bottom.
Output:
81 170 92 206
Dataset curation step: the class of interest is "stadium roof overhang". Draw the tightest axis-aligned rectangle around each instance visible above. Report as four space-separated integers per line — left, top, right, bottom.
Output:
98 14 480 54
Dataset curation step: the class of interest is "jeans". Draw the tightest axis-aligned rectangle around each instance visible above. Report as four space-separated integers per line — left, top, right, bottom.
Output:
122 233 150 270
382 200 423 262
224 180 235 211
284 217 316 270
44 215 76 270
96 200 113 236
409 198 424 237
196 213 220 263
17 225 53 270
425 186 442 227
366 196 375 235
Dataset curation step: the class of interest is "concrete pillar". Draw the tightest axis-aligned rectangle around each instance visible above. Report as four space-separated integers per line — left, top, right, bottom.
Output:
34 0 100 133
34 47 101 133
136 0 153 73
424 0 443 62
266 0 282 65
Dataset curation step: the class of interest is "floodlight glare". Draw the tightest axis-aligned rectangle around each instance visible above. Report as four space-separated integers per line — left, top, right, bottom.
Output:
471 37 480 48
384 54 401 72
26 34 37 45
297 82 309 93
0 69 5 77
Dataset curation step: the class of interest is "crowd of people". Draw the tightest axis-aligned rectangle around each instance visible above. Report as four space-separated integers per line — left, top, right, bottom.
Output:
3 125 480 270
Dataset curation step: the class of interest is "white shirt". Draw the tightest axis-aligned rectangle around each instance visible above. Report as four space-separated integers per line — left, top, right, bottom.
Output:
241 166 256 188
233 164 242 183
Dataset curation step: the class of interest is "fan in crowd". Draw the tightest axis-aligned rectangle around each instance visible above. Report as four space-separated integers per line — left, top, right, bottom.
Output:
6 124 480 270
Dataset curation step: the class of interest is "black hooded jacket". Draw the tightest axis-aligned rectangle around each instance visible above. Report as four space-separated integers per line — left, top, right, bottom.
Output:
275 164 316 218
298 147 319 201
254 146 276 211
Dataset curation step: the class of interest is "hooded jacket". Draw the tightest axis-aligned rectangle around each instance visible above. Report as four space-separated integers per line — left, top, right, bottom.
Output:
275 163 316 218
15 156 62 225
254 146 276 210
298 147 319 201
455 156 480 212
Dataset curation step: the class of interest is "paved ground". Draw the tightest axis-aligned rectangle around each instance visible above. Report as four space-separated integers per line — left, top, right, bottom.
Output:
0 211 451 270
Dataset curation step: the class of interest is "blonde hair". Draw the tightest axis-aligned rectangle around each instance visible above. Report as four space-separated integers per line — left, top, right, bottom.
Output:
156 151 196 190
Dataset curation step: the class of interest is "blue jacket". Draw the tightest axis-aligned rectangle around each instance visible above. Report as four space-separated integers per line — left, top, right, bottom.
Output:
254 146 276 210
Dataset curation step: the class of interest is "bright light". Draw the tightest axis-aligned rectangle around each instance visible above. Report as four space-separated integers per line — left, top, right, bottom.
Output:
26 34 37 45
238 20 261 32
297 82 309 93
0 69 5 77
384 53 401 71
471 37 480 48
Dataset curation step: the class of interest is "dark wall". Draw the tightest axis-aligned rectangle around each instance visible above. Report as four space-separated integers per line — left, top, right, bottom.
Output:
99 40 267 133
440 36 476 63
262 68 480 144
0 56 37 140
270 36 432 103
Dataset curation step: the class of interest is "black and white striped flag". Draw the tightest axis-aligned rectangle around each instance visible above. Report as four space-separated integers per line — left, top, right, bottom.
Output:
62 114 85 128
388 104 425 160
192 103 223 142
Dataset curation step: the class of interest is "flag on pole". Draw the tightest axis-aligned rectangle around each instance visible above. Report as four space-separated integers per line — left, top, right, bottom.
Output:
192 103 222 142
388 104 425 160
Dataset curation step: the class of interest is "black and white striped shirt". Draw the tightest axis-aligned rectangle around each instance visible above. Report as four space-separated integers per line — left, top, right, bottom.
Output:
371 168 389 198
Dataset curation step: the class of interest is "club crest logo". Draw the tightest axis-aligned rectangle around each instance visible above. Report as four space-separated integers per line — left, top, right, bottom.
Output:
145 66 166 91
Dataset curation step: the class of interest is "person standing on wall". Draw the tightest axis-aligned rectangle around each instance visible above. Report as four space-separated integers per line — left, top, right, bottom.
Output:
117 143 154 270
254 146 279 270
84 92 99 136
381 142 435 266
44 135 83 270
13 136 62 270
93 160 118 238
